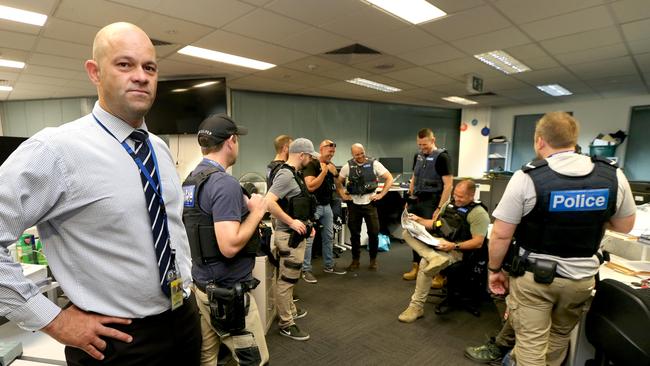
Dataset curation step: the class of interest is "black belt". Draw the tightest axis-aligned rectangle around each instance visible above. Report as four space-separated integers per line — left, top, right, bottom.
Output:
194 278 259 293
523 259 568 279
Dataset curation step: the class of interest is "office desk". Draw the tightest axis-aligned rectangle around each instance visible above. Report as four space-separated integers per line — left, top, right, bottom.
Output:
0 322 65 365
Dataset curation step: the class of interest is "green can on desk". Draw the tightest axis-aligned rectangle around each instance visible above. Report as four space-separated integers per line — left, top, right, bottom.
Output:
16 233 47 265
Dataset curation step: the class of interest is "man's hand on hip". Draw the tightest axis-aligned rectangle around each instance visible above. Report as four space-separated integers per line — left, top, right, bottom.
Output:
42 305 133 361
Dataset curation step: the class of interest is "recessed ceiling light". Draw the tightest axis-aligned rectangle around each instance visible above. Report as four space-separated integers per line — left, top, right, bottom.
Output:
178 45 275 71
346 78 401 93
364 0 446 25
171 88 188 93
0 86 13 92
0 59 26 69
0 5 47 26
193 81 220 88
442 96 478 105
474 50 531 74
537 84 573 96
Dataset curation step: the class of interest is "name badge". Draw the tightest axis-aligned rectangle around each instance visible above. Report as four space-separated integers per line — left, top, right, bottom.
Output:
426 157 434 161
183 185 196 207
168 270 184 311
549 189 609 212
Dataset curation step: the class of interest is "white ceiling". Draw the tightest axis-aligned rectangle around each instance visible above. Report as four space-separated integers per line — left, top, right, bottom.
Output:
0 0 649 108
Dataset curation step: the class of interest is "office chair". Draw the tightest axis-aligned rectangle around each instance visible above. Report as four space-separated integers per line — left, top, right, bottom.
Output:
585 278 650 366
429 243 488 317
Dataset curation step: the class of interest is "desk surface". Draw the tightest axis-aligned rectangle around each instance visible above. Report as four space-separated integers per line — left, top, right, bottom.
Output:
0 322 65 364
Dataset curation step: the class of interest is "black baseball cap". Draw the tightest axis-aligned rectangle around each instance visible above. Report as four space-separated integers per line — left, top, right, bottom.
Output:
197 114 248 147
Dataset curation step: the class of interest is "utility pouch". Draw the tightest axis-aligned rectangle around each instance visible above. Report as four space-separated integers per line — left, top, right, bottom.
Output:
206 283 247 334
288 223 311 249
532 259 557 284
289 196 311 221
509 255 526 277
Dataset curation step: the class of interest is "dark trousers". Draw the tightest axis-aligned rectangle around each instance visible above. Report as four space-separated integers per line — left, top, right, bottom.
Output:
66 295 202 366
347 202 380 260
407 193 438 263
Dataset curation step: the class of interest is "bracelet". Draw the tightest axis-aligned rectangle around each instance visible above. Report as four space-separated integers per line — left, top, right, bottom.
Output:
487 265 502 273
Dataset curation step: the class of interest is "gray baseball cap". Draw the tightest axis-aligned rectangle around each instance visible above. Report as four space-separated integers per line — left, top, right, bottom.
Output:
289 138 320 158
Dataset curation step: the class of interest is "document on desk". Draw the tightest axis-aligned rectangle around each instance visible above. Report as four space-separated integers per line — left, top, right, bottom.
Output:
401 209 440 247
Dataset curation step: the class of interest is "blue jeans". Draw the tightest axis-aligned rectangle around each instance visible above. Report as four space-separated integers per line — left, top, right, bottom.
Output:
303 204 334 272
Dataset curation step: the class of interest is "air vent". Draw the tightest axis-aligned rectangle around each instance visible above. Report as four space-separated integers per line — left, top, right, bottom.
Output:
325 43 381 55
465 92 496 97
151 38 173 46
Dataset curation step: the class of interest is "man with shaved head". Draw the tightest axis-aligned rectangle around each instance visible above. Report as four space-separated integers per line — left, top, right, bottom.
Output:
0 22 200 365
300 139 347 283
338 143 393 271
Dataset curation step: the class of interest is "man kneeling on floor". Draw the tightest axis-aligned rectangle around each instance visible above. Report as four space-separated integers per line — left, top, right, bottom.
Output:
398 179 490 323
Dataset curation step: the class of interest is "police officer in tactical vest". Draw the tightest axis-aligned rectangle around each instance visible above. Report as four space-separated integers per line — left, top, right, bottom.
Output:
488 112 636 366
398 179 490 323
182 114 269 365
267 138 319 341
338 143 393 271
403 128 453 284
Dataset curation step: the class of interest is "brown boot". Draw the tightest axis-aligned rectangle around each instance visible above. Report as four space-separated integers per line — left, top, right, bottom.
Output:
431 274 447 289
402 262 418 280
368 258 378 271
347 259 360 271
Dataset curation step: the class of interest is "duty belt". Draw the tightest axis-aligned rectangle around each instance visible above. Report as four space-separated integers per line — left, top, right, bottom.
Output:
194 278 260 293
523 258 568 279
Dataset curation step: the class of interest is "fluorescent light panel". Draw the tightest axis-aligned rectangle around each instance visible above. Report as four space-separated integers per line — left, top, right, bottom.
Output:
178 46 275 71
346 78 401 93
364 0 446 24
0 5 47 26
193 81 219 88
442 96 478 105
474 50 531 74
537 84 573 96
0 86 13 92
0 59 26 69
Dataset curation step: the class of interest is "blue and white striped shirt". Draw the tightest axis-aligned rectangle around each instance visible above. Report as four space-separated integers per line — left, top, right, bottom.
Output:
0 102 192 331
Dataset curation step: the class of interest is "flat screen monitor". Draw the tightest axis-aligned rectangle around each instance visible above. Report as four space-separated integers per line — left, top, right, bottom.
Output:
145 77 227 135
630 181 650 205
0 136 28 167
379 157 403 175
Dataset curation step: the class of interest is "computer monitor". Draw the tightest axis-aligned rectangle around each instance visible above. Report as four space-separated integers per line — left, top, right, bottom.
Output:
630 181 650 205
379 157 403 179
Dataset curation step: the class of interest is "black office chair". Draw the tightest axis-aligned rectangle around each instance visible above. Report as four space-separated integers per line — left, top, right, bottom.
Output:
585 278 650 366
430 243 488 317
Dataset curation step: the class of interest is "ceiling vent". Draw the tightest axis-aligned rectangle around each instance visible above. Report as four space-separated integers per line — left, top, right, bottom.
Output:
322 43 382 64
151 38 173 46
465 91 496 97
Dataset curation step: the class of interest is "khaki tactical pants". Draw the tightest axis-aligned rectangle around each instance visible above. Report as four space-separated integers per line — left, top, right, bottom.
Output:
274 230 305 328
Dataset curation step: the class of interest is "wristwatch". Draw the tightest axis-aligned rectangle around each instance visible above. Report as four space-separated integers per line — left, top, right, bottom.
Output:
488 265 502 273
454 242 460 250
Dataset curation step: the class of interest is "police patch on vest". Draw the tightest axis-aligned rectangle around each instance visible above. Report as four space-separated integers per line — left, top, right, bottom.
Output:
549 189 609 212
183 185 196 207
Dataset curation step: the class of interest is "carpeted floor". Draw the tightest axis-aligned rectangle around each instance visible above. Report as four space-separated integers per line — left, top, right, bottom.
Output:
264 240 502 366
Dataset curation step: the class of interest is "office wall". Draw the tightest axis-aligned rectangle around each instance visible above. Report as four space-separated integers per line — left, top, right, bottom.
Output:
0 98 95 137
458 107 491 177
490 93 650 167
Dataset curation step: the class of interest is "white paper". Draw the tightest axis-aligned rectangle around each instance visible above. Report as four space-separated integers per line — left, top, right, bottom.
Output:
401 209 440 247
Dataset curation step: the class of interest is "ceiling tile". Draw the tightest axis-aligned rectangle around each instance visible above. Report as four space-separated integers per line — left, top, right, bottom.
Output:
22 65 88 81
362 27 443 55
157 58 245 79
611 0 650 23
633 53 650 74
554 44 629 65
42 18 99 45
382 67 456 88
511 67 577 85
491 0 608 24
0 70 20 81
419 5 511 42
137 14 215 45
314 65 372 80
265 0 365 26
453 27 530 54
521 56 560 70
621 18 650 42
520 6 614 41
432 0 486 14
35 38 92 59
0 0 57 35
482 75 530 90
112 0 255 28
628 38 650 55
0 30 37 51
320 81 384 96
224 9 311 44
54 0 147 27
320 7 409 41
192 30 307 65
282 56 349 72
349 55 415 74
0 48 29 62
364 75 418 91
506 43 549 60
399 43 465 66
229 75 304 93
28 53 85 71
540 27 622 54
275 27 352 55
566 56 637 80
252 67 338 87
424 57 505 79
584 74 644 88
240 0 274 6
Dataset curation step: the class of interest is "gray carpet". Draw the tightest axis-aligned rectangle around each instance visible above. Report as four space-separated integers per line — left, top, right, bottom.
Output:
264 240 502 366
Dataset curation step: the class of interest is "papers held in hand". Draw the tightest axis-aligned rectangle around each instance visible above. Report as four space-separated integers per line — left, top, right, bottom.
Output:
401 209 440 247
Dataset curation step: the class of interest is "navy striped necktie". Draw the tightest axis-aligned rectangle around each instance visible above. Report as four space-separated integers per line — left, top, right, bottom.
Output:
130 129 173 297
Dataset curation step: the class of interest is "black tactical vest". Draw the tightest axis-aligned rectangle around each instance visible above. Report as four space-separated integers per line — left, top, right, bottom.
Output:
413 149 446 194
346 158 378 195
514 156 618 258
266 159 284 188
182 167 259 264
276 164 316 221
435 201 485 243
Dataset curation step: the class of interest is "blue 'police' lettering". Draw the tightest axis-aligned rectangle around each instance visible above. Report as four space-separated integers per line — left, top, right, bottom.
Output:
183 185 196 207
549 189 609 212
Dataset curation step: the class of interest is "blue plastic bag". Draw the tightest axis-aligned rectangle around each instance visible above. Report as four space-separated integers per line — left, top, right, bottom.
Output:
378 233 391 252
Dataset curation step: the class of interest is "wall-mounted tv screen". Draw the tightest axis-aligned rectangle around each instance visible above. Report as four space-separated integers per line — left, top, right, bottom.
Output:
0 136 28 167
145 77 227 135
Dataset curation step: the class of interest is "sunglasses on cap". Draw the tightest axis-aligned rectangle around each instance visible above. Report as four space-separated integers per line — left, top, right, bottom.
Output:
323 142 336 148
